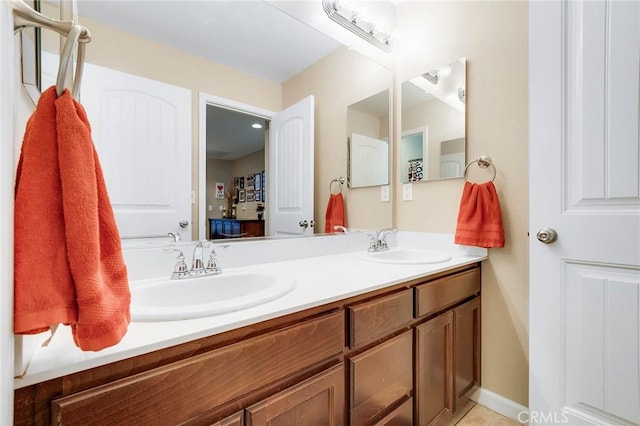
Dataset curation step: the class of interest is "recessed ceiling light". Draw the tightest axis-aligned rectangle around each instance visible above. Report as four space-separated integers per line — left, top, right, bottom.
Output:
251 123 263 129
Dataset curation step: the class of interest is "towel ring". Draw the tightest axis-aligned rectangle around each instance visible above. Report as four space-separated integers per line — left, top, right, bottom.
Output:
329 177 345 194
464 156 496 183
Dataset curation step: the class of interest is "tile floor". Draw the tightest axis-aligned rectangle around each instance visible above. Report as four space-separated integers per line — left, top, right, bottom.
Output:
450 401 521 426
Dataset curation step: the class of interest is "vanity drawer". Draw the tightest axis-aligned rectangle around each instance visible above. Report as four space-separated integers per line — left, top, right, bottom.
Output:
415 268 480 318
51 311 344 425
348 289 413 348
350 330 413 425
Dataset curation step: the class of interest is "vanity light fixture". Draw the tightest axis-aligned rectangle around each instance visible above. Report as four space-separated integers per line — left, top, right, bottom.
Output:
422 70 440 85
322 0 392 52
251 123 263 129
422 65 452 86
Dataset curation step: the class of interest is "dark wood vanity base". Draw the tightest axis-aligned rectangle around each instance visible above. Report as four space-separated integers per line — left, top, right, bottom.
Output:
14 263 481 426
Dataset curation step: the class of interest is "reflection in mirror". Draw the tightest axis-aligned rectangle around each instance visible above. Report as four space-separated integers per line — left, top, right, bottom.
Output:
206 106 267 239
347 89 390 188
400 58 466 182
20 0 42 105
34 1 394 242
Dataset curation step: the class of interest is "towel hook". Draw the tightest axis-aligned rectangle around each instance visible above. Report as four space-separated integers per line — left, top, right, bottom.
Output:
12 0 91 100
464 156 496 183
56 25 86 98
329 177 345 194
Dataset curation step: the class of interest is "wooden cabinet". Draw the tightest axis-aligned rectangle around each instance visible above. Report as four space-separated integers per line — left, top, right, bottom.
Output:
349 331 413 425
209 218 264 239
453 297 481 411
50 312 344 425
246 365 344 426
416 312 454 426
348 289 413 348
15 264 481 426
415 268 480 318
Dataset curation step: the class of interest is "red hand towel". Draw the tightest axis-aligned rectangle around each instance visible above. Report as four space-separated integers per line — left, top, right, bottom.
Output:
325 193 346 233
454 181 505 248
14 87 130 351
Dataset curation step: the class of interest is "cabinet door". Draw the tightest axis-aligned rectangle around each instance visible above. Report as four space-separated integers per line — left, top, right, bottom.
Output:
416 311 453 426
211 219 224 239
453 297 480 410
245 364 344 426
350 331 413 425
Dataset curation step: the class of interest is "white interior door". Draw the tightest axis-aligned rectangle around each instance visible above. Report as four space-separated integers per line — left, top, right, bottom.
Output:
43 53 193 241
349 133 389 187
268 95 314 236
530 2 640 425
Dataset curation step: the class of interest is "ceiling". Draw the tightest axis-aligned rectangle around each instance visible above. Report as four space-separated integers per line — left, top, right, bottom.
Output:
76 0 342 84
206 105 267 160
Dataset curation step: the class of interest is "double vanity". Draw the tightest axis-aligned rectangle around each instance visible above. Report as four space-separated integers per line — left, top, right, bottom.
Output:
14 232 485 425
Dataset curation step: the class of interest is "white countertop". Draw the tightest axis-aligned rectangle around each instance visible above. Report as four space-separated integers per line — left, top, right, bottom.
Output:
14 232 486 389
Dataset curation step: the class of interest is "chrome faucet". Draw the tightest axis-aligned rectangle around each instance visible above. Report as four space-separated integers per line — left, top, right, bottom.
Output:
333 225 349 234
168 232 182 242
165 242 228 279
368 228 397 252
191 240 206 273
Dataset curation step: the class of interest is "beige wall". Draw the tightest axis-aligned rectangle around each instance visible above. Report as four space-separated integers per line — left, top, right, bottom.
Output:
395 1 529 406
206 158 233 220
283 48 394 231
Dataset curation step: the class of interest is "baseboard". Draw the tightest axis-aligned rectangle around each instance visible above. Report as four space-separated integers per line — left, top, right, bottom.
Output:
470 387 529 424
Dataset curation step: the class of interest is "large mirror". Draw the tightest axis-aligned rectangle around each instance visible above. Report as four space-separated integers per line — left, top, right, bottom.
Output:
347 89 391 188
400 58 466 182
35 1 393 242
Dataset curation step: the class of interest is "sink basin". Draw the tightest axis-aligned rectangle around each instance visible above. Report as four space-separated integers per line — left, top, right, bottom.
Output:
131 272 295 321
358 249 451 265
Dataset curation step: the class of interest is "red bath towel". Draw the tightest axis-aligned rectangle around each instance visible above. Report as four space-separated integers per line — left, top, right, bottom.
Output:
454 181 505 248
325 193 346 233
14 86 130 351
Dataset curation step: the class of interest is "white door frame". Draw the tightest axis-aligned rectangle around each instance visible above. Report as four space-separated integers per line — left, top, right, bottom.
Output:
197 93 275 240
1 2 15 423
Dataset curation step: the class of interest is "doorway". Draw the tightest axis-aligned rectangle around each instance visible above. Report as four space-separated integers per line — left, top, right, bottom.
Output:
198 93 275 240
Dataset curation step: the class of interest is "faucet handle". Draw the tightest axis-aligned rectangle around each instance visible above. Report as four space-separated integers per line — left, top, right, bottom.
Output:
366 233 378 252
163 248 189 279
205 251 222 274
205 245 228 274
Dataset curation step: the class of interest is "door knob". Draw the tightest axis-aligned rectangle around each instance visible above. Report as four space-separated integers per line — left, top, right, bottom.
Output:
536 228 558 244
298 220 309 228
179 220 189 229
